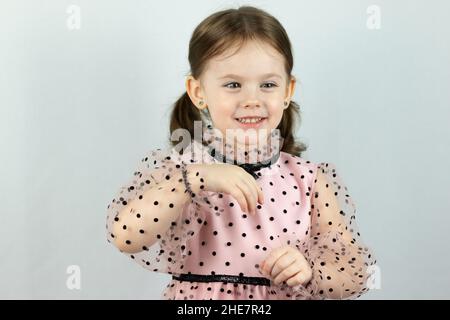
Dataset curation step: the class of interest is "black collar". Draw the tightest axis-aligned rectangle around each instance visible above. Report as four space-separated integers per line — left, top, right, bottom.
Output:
207 147 280 180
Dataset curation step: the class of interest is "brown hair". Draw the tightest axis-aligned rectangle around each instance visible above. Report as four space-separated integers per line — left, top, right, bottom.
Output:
168 5 308 156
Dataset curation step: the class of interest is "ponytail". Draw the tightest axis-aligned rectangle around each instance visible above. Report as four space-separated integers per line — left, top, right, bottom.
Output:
168 92 202 147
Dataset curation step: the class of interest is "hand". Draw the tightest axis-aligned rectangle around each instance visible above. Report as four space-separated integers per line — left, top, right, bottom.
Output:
259 245 313 287
189 163 264 215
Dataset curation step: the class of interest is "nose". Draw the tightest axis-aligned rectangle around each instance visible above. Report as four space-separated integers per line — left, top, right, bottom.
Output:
243 101 260 108
241 85 263 108
242 95 261 109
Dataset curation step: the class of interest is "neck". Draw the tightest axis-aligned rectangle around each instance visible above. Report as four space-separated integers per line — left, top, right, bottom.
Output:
201 125 284 165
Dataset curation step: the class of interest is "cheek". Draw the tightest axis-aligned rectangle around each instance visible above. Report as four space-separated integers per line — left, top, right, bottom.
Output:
207 106 235 129
267 101 284 116
209 91 237 107
214 90 238 103
266 104 284 127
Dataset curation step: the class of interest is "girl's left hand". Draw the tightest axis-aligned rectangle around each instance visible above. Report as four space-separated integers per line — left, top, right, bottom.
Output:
259 245 313 287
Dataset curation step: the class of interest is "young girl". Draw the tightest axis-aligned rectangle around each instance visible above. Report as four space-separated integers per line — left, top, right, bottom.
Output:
105 5 376 300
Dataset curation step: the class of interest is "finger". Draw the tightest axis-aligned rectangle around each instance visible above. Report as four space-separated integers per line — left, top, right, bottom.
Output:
285 269 313 287
235 178 256 215
270 254 297 279
257 184 264 204
273 261 302 285
239 176 258 215
260 246 289 276
229 185 248 213
236 181 252 213
248 174 264 205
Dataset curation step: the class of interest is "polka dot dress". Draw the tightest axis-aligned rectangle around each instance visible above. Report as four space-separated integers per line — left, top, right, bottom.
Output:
106 125 377 300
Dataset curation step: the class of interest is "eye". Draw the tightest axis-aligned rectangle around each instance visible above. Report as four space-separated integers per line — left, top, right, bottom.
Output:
224 82 240 89
224 82 278 89
262 82 278 88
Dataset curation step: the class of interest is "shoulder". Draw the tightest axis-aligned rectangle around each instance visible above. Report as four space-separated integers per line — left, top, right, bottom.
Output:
282 152 341 176
278 152 319 187
279 153 344 188
279 152 318 174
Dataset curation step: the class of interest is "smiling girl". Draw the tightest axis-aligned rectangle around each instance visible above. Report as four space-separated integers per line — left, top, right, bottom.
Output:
105 5 376 300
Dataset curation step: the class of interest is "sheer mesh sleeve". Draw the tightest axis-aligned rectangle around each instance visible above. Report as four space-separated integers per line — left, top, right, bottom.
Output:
105 143 213 275
290 162 377 300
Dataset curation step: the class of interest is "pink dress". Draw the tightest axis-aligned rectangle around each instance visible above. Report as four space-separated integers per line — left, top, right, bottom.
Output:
105 125 377 300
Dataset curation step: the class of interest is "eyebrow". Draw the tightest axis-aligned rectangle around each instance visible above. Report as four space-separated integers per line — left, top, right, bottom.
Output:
218 73 282 80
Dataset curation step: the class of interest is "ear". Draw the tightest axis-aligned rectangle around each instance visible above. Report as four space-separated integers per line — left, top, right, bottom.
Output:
284 75 296 110
185 75 207 111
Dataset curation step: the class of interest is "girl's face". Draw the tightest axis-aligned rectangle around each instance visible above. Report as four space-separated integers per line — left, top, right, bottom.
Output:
186 39 296 148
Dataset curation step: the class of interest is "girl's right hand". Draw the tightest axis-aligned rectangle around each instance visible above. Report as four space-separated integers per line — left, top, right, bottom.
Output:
188 163 264 215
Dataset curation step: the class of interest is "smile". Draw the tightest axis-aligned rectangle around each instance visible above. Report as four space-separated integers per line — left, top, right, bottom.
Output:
234 117 267 129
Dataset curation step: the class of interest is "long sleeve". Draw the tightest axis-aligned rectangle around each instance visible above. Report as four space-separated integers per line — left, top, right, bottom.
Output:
105 143 213 275
291 162 377 299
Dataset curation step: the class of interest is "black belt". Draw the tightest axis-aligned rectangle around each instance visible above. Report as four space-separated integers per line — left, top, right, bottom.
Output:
172 273 271 286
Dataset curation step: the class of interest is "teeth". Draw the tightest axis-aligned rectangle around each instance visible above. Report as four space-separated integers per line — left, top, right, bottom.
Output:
237 117 263 124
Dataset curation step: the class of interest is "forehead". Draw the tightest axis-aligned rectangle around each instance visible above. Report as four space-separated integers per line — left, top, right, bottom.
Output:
204 40 285 77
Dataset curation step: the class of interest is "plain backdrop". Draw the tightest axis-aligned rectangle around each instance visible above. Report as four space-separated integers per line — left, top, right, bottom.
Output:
1 0 449 299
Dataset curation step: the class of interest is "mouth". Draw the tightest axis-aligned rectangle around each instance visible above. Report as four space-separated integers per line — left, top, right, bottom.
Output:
234 117 267 129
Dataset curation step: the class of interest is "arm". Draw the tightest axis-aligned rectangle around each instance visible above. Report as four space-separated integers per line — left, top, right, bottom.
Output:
105 145 215 274
111 163 205 253
303 163 376 299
